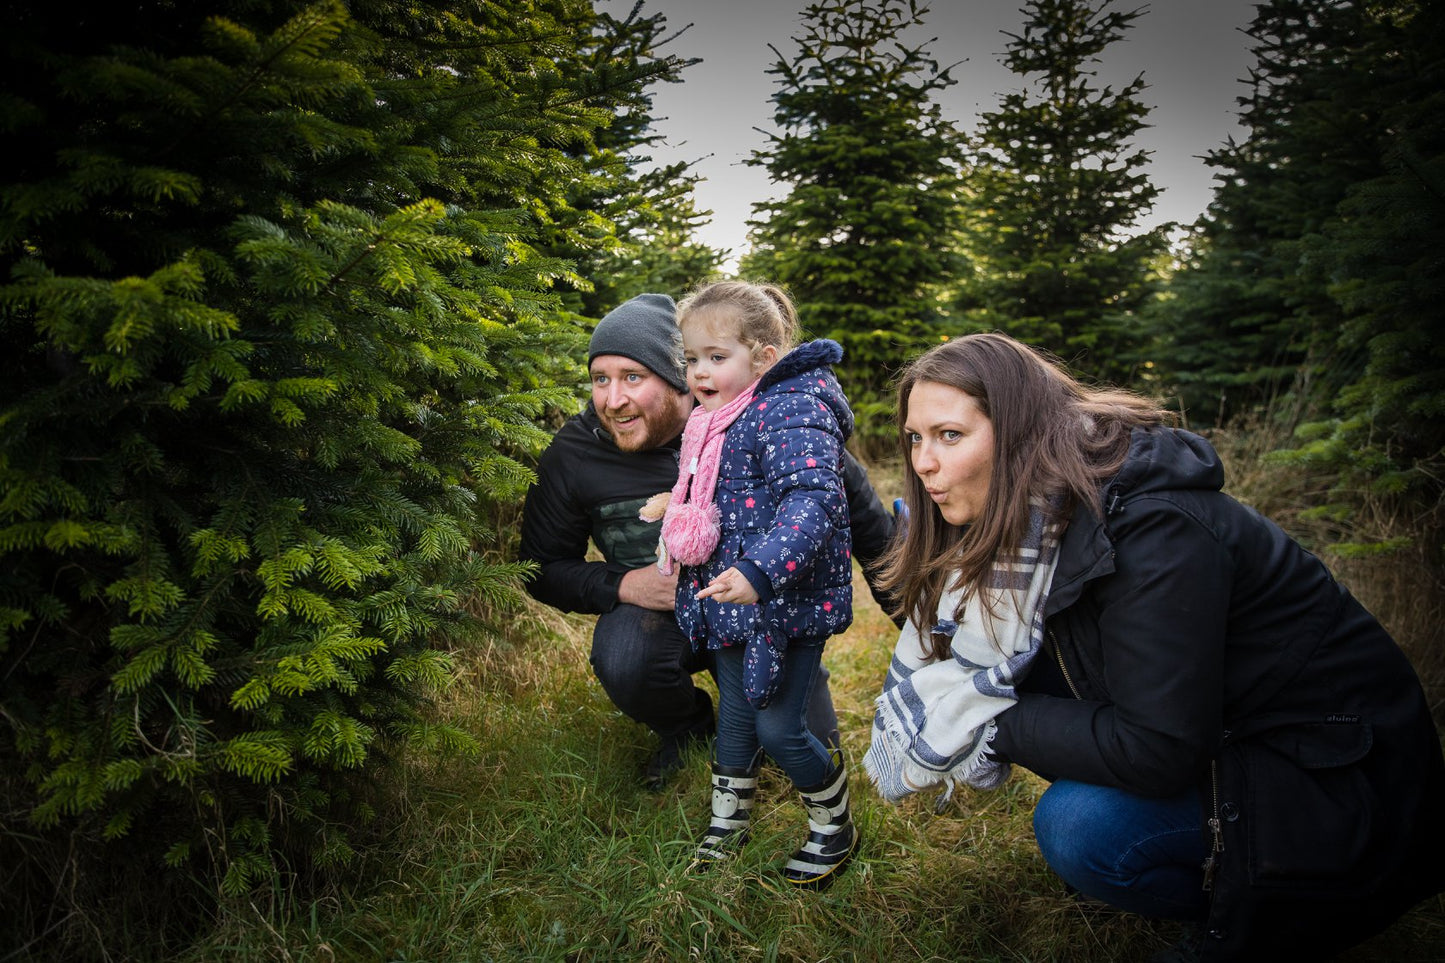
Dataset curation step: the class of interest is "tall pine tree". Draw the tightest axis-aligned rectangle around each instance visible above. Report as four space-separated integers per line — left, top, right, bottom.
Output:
1150 0 1442 561
741 0 967 449
1302 0 1445 497
961 0 1167 386
538 1 724 320
1147 0 1374 425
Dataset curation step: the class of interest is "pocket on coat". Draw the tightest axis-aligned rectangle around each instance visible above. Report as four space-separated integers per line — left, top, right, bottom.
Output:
1231 722 1378 891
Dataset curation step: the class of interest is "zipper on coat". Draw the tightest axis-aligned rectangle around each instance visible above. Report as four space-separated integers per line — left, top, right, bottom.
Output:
1047 628 1081 699
1202 758 1224 892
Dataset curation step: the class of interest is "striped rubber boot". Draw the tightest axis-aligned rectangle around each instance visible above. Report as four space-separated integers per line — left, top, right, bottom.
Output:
781 752 858 888
692 761 758 864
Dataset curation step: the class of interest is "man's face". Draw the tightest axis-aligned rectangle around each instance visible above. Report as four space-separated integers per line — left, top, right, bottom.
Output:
589 355 692 452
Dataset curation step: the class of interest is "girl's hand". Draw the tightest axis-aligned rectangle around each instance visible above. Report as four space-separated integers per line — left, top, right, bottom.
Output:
696 566 759 605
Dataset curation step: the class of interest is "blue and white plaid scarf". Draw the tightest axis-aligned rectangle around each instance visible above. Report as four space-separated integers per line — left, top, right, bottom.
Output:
864 499 1063 803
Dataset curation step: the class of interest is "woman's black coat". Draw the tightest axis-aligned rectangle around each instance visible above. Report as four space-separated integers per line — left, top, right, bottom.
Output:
992 427 1445 961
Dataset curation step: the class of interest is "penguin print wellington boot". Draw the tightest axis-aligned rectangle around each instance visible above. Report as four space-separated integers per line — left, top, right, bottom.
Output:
692 760 759 866
781 750 859 888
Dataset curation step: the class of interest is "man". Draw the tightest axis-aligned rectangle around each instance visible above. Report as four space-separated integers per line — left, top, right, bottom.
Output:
519 293 899 790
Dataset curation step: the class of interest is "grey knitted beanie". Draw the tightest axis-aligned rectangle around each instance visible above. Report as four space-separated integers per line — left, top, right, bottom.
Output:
587 293 687 393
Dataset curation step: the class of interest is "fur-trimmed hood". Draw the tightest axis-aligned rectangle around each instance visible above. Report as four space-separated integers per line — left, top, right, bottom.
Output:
755 338 854 440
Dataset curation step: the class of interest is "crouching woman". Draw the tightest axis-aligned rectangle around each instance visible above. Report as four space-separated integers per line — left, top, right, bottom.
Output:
864 333 1445 960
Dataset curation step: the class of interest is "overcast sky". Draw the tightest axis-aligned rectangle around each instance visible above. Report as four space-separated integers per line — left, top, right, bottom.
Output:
615 0 1260 267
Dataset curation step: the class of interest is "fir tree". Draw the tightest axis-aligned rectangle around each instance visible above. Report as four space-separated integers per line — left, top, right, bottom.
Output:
1301 0 1445 497
741 0 968 449
1150 0 1390 425
961 0 1167 386
1150 0 1442 552
0 0 679 949
535 1 724 320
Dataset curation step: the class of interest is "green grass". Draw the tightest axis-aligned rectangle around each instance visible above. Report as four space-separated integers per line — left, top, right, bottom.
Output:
167 555 1445 963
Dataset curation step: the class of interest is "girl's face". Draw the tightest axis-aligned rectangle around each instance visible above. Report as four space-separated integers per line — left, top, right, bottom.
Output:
904 380 995 526
681 314 777 411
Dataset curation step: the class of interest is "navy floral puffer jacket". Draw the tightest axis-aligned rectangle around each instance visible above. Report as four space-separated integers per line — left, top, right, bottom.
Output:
675 339 855 707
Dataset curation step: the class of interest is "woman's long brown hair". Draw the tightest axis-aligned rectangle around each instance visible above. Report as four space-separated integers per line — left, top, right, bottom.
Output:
878 334 1172 660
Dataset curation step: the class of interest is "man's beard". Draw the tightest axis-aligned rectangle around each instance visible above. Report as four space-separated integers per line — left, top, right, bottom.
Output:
599 406 678 452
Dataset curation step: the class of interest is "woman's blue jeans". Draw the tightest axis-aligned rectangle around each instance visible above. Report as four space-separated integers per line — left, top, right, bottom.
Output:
1033 779 1211 921
713 642 831 786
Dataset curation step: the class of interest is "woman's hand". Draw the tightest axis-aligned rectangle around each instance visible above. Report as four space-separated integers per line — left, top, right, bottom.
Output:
696 566 759 605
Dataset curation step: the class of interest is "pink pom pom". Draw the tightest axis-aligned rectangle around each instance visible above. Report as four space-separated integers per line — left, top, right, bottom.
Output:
662 501 721 566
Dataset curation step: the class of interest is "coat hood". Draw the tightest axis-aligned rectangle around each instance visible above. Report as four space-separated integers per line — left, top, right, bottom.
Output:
1108 427 1225 502
756 338 853 439
1047 427 1225 617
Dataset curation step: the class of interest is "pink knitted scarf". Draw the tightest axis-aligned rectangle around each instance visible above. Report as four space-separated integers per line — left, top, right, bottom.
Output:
660 379 759 568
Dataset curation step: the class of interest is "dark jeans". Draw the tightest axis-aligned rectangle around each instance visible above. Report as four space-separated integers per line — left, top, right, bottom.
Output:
713 642 831 786
589 603 839 747
1033 779 1211 921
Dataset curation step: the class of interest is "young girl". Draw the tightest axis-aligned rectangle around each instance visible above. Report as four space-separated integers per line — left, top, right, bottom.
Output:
658 280 858 888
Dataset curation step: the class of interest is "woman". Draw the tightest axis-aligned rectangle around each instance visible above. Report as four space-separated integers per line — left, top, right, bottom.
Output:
865 333 1445 961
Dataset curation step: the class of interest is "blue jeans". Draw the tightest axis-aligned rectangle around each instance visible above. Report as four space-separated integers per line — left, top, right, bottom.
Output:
713 642 831 786
1033 779 1211 921
589 604 839 746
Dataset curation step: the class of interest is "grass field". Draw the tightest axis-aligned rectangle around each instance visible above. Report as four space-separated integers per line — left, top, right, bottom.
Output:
148 437 1445 962
173 557 1445 962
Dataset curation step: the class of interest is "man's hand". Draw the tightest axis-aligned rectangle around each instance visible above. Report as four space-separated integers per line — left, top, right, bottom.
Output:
695 566 759 605
618 564 679 611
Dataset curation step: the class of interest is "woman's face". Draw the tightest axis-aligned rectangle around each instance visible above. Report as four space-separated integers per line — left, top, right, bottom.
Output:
904 380 995 526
